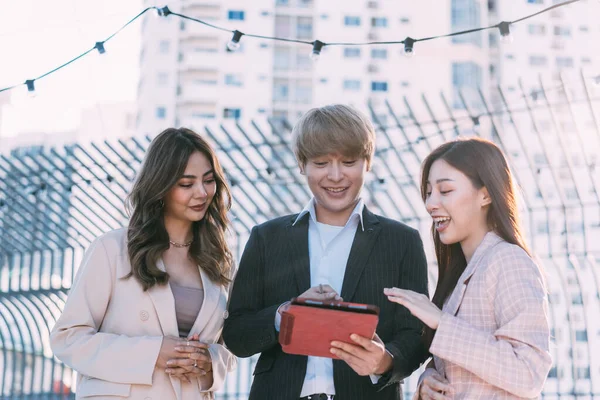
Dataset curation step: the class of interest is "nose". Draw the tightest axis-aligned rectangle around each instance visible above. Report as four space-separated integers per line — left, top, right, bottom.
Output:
425 192 439 214
194 182 208 199
327 162 343 182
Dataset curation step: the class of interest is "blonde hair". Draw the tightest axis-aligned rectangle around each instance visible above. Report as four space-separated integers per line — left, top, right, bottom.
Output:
292 104 376 168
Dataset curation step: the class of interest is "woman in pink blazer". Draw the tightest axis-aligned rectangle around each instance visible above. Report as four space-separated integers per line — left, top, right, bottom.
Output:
51 128 236 400
385 138 552 399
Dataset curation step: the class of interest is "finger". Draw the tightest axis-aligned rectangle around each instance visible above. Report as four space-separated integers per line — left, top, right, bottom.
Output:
424 375 454 394
383 287 406 296
166 358 196 368
386 295 409 306
422 385 451 400
348 334 376 350
174 343 209 353
187 333 200 341
330 346 364 368
330 341 370 360
166 366 193 375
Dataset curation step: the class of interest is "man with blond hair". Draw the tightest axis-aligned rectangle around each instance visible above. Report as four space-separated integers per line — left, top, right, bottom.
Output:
224 104 428 400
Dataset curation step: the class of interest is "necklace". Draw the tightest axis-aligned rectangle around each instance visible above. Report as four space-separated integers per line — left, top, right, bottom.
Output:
169 239 193 248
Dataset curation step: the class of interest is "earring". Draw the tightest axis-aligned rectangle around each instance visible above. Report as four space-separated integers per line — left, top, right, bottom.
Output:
159 199 164 208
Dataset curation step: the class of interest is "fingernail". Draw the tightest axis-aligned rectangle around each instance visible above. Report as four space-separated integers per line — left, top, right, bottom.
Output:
350 334 357 340
175 347 182 351
166 361 173 366
165 369 172 374
330 348 336 354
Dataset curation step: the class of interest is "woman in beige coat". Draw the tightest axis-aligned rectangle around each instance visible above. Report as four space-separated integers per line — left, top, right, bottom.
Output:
385 138 552 399
51 128 236 399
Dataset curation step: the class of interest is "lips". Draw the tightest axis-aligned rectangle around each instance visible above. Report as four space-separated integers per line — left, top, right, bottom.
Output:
432 216 451 232
190 204 206 212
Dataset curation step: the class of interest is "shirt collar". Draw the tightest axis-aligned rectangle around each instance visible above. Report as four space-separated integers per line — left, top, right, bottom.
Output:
293 198 365 231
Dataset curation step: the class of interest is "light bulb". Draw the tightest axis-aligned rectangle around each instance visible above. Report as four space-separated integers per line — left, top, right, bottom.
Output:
498 22 513 44
403 37 416 58
227 30 243 52
311 40 324 62
155 6 171 17
95 42 106 55
25 79 36 98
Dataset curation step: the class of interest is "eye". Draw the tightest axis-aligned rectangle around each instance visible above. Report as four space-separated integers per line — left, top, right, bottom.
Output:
314 162 327 167
440 190 453 195
343 160 357 166
204 178 216 184
425 191 432 198
179 183 193 188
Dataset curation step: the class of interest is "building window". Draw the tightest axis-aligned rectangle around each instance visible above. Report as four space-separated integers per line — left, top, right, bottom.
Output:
156 107 166 119
556 57 574 68
580 25 589 32
371 48 387 59
528 24 546 35
489 32 498 47
224 74 243 87
400 17 410 24
343 80 361 90
157 72 168 85
452 62 482 109
276 0 289 5
274 80 289 102
527 0 543 3
576 330 588 342
553 26 571 37
223 108 241 119
344 16 361 26
452 0 482 47
371 17 388 27
228 10 245 21
371 81 388 92
529 55 547 66
159 40 170 54
297 17 313 39
295 80 312 104
344 48 361 58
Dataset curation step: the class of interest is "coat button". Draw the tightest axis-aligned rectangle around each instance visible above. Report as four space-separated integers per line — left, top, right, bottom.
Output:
223 310 229 319
140 310 149 321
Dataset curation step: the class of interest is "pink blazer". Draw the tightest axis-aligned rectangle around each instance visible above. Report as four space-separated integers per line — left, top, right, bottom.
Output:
416 232 552 399
50 228 236 400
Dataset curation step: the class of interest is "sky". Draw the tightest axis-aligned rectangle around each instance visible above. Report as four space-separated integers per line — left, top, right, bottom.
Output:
0 0 144 139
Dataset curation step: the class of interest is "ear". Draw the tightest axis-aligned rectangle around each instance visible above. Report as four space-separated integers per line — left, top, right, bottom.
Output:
298 162 306 175
480 187 492 207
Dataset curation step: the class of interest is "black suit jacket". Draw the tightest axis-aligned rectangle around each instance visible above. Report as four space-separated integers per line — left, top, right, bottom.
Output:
223 207 428 400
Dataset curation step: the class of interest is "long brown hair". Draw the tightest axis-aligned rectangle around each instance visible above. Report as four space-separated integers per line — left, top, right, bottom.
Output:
125 128 233 290
420 137 529 348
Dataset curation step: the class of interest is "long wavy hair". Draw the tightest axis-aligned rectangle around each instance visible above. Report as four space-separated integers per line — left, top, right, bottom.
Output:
125 128 233 290
420 137 530 348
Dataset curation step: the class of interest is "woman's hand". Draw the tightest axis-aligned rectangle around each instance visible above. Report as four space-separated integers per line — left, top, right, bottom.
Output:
384 288 443 329
165 334 212 382
156 336 188 369
418 368 454 400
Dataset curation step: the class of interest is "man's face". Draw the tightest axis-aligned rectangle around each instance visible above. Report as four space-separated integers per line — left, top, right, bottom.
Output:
301 153 369 226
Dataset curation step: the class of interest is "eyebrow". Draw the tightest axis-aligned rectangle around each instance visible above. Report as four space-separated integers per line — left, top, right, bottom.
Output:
180 169 214 179
426 178 455 184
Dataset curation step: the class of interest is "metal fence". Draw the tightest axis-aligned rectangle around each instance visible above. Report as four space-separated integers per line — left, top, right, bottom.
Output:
1 75 600 398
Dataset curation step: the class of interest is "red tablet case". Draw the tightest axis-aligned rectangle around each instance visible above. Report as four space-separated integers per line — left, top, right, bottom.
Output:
279 298 379 359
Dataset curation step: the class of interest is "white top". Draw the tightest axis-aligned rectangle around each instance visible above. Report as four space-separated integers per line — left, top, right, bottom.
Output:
276 197 366 396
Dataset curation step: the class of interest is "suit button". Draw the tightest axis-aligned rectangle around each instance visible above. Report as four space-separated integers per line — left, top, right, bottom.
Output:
140 310 149 321
223 310 229 319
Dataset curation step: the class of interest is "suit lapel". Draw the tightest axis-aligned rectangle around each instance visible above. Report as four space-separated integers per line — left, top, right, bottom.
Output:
340 208 381 301
443 232 503 316
286 215 311 295
146 258 179 337
189 267 220 336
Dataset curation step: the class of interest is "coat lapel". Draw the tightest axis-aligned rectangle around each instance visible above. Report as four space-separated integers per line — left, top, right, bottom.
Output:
286 214 311 295
340 208 381 301
146 258 179 337
443 232 503 316
188 267 221 337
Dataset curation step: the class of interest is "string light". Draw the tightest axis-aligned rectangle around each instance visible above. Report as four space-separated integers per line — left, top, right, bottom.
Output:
155 6 171 17
310 40 325 61
471 116 481 134
25 80 36 97
402 37 416 58
94 42 106 55
227 30 244 52
498 22 513 44
0 0 587 94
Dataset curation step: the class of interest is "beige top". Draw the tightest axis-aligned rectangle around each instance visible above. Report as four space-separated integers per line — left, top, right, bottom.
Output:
171 282 204 338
